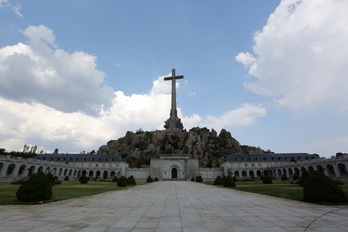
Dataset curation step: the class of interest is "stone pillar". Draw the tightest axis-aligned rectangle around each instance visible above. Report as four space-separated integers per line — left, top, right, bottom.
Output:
0 162 7 178
12 164 20 178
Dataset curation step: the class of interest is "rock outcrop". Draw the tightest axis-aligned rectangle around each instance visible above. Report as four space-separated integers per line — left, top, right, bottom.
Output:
97 127 269 168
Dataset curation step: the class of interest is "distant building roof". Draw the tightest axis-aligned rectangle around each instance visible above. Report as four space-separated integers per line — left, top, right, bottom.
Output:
36 153 124 162
224 153 318 162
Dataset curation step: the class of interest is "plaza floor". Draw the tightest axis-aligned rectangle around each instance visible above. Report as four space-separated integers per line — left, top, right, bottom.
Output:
0 181 347 232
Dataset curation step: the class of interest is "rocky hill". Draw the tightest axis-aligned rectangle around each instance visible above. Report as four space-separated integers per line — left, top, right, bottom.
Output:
97 127 269 168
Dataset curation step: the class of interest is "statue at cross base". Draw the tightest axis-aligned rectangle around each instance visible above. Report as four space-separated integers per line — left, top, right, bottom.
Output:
163 68 184 130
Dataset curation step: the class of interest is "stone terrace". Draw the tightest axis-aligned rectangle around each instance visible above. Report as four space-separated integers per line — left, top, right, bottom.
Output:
0 181 347 232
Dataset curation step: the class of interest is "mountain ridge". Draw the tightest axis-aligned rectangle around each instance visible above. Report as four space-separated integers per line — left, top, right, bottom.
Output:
97 127 271 168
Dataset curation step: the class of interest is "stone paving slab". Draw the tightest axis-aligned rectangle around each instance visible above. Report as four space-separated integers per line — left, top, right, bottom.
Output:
0 181 347 232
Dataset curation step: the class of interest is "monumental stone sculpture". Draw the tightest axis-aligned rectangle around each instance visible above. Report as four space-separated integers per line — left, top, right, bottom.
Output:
164 68 184 130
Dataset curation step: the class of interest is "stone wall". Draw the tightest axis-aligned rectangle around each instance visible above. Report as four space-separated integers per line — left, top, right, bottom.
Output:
126 168 149 179
199 168 223 180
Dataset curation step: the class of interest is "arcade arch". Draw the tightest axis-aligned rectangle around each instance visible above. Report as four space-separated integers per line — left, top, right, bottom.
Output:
18 165 26 177
338 163 347 176
6 164 15 177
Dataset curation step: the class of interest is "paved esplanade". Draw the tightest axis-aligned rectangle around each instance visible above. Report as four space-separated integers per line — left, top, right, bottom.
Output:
0 182 347 232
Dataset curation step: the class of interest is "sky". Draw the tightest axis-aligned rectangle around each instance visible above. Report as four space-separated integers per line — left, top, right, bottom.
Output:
0 0 347 157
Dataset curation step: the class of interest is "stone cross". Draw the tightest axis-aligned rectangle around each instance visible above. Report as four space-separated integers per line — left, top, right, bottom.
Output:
164 68 184 130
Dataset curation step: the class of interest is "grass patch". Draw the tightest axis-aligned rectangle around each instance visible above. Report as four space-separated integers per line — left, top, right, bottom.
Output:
0 179 146 205
207 179 348 204
0 184 20 205
236 184 304 201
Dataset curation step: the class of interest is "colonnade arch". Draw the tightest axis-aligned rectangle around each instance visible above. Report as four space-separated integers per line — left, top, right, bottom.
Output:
18 165 26 177
338 163 347 176
79 169 122 179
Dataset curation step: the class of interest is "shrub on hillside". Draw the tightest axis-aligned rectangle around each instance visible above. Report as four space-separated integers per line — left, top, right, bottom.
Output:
16 172 53 202
303 171 348 203
262 175 273 184
146 176 154 183
117 176 128 187
214 176 224 185
127 175 136 185
112 176 118 182
79 175 88 184
223 175 236 187
195 176 203 183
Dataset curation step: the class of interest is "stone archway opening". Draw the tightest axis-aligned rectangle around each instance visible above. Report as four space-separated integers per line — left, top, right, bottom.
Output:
6 164 15 177
171 167 178 179
338 163 348 176
28 166 35 177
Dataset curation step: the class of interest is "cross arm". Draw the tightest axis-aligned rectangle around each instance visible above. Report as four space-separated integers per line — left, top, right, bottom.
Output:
164 75 184 81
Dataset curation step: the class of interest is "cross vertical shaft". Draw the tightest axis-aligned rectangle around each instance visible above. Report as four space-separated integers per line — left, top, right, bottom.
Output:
164 68 184 130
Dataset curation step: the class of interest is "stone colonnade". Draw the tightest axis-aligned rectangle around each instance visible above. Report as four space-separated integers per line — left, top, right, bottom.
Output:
0 155 127 182
1 155 348 182
222 156 348 180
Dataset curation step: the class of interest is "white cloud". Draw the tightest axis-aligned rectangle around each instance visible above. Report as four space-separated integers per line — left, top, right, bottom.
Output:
0 75 266 153
150 75 171 95
235 52 255 68
0 25 268 153
0 71 174 152
0 25 114 116
182 103 267 132
11 2 21 17
292 136 348 157
0 0 8 7
0 0 22 17
236 0 348 112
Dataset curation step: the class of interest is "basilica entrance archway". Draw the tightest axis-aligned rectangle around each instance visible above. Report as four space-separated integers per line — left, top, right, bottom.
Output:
171 167 178 179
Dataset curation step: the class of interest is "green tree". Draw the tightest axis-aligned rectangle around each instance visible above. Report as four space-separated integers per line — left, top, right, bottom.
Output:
79 175 88 184
281 174 288 181
195 176 203 182
117 176 128 187
214 176 224 185
262 175 273 184
127 175 136 185
224 175 236 187
292 173 299 181
16 172 53 202
299 169 310 186
303 171 347 203
46 172 56 186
